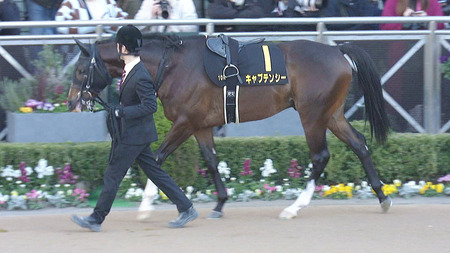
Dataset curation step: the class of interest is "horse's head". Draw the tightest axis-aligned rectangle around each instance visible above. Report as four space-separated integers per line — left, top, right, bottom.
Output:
67 39 113 112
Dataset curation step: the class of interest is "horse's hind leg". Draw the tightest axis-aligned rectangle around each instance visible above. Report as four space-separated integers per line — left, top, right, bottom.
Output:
280 123 330 219
327 112 392 212
194 128 227 219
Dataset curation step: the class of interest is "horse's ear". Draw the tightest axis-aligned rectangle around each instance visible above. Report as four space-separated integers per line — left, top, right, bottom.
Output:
74 38 91 57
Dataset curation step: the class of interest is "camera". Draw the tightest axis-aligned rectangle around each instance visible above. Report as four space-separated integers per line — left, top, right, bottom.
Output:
297 0 327 9
157 0 170 19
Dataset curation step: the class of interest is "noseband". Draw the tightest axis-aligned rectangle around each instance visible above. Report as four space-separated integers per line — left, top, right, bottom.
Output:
75 44 111 111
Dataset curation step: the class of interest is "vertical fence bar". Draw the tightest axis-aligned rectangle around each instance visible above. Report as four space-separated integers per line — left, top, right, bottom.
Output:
424 21 441 133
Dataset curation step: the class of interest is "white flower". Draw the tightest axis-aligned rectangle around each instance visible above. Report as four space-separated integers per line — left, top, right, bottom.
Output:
230 177 236 181
0 193 10 202
227 188 235 196
259 159 277 177
1 165 21 178
322 185 331 191
57 190 64 196
218 161 231 178
419 181 426 186
276 185 283 192
34 159 54 179
361 181 368 188
55 184 61 188
64 184 70 188
66 189 73 195
25 167 33 176
347 183 355 188
15 180 23 184
186 186 194 193
124 169 132 179
131 183 137 187
6 177 13 181
135 188 144 196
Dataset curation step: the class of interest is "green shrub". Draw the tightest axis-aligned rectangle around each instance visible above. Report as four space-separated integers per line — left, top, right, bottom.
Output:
1 120 449 189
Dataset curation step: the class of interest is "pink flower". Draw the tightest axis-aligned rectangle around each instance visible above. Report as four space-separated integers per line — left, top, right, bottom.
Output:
437 174 450 183
263 184 277 192
196 166 207 177
241 159 253 176
55 85 64 94
26 189 41 200
25 99 43 108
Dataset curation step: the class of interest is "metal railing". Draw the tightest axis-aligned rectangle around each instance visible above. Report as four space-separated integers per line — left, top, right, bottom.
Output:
1 17 450 135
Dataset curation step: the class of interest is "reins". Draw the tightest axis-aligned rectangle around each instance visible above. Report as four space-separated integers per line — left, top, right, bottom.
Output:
154 35 181 93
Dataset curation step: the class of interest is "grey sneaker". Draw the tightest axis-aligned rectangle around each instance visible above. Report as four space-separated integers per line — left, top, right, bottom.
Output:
71 215 101 232
168 206 198 228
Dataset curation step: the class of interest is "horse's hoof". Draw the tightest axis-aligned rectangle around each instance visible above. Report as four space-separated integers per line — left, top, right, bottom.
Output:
380 196 392 213
207 211 223 219
279 210 297 219
136 211 152 221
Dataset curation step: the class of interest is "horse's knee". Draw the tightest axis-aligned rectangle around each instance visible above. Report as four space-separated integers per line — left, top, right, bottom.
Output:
310 149 330 179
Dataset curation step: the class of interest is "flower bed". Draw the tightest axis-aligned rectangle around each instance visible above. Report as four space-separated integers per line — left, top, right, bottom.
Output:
1 158 449 211
0 159 89 210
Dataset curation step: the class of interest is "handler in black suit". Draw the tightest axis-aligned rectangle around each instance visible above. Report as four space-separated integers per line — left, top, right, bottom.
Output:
71 25 197 232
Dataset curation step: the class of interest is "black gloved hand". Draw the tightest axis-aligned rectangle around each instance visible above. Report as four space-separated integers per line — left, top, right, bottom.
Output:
111 105 124 118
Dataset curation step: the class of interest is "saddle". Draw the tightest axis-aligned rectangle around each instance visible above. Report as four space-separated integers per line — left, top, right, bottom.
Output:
204 34 288 125
206 35 265 59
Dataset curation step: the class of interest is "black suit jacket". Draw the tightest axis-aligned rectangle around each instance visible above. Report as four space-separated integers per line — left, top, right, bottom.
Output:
118 61 158 145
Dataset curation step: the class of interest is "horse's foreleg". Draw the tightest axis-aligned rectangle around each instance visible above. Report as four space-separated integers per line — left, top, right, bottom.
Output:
328 115 392 212
280 125 330 219
136 120 194 220
137 179 158 221
194 128 227 219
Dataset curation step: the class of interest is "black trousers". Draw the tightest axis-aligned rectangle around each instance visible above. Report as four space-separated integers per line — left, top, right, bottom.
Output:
91 141 192 224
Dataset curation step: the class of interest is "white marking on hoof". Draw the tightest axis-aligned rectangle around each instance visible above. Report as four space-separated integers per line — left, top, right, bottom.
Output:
279 209 297 219
279 180 316 219
137 210 153 221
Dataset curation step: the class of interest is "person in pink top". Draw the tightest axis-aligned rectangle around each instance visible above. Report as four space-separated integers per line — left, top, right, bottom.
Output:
380 0 445 30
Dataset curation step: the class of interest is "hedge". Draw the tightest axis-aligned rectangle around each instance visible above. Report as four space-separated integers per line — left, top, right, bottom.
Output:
0 121 449 190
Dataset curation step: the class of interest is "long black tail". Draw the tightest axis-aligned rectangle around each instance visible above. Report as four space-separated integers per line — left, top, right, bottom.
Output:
339 43 390 144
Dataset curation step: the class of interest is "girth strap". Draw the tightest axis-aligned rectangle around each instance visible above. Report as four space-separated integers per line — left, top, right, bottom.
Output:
220 34 241 124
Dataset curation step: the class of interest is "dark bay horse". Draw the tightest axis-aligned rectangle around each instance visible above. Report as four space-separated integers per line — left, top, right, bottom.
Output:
67 34 391 219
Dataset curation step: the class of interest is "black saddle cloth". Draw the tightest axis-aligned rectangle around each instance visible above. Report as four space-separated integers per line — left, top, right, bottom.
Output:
204 42 288 87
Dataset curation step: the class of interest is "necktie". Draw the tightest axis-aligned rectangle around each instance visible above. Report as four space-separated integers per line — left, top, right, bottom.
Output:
116 69 126 92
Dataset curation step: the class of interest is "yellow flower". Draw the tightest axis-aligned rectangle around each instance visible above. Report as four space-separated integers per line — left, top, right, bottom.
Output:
436 183 444 193
159 190 168 200
10 190 19 196
19 107 33 113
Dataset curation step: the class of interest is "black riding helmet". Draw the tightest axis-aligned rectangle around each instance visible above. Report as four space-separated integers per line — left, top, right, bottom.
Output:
115 24 143 56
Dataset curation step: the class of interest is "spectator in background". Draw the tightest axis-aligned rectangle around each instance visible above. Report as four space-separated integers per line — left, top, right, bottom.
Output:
26 0 63 34
0 0 21 35
321 0 381 30
380 0 445 30
116 0 142 18
208 0 267 32
55 0 128 34
270 0 321 31
134 0 199 33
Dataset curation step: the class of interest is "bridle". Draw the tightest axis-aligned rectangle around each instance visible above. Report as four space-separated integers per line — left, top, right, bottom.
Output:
74 43 112 111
